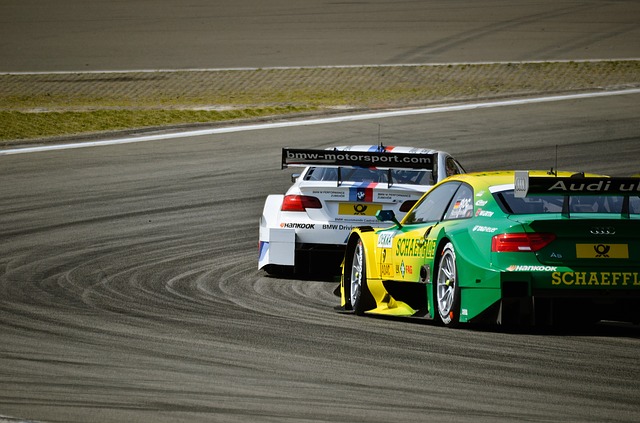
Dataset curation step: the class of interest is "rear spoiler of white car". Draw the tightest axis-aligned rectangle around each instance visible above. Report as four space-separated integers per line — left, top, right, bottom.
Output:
514 171 640 218
281 148 436 171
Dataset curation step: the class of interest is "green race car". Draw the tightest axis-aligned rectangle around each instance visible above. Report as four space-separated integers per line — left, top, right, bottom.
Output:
338 171 640 327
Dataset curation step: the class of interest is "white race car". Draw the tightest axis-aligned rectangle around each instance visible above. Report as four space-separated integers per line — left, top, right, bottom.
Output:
258 145 465 275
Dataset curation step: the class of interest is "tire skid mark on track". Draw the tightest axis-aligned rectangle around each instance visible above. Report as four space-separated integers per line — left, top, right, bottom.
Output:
1 94 639 423
388 3 600 63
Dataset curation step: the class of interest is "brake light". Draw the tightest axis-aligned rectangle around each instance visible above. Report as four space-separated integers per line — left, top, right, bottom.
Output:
491 233 556 252
281 195 322 212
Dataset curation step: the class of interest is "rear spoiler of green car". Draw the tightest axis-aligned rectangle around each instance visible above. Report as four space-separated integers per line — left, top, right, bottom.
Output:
514 171 640 197
514 171 640 218
281 147 436 171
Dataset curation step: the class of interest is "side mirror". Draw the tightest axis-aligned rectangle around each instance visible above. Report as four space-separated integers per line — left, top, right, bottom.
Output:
291 173 300 183
376 210 402 228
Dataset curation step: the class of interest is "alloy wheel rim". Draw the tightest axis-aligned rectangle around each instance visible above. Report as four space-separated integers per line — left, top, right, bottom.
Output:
350 241 363 307
437 250 455 317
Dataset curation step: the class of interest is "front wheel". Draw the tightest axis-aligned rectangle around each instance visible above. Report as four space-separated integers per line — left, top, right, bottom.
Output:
346 238 375 315
435 242 461 327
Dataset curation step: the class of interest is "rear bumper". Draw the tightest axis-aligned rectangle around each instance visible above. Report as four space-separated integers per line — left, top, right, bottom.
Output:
258 227 296 268
462 268 640 326
503 268 640 296
258 225 345 271
286 222 361 245
495 269 640 325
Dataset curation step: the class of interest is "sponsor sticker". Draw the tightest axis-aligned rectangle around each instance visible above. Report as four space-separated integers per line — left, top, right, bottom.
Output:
449 198 473 219
472 225 498 233
312 190 346 199
338 203 382 216
377 192 412 200
552 271 640 286
349 187 374 203
396 260 413 278
424 239 437 259
281 222 315 229
475 209 494 217
381 262 393 277
377 231 395 248
514 171 529 198
396 238 426 257
544 178 640 194
507 265 558 272
322 224 355 231
576 244 628 259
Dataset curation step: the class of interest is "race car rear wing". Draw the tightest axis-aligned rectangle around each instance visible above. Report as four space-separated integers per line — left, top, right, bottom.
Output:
281 148 436 171
514 171 640 218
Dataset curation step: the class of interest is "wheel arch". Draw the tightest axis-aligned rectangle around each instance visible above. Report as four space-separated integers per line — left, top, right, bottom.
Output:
431 234 479 301
342 229 378 313
435 231 490 287
260 194 284 229
344 229 378 278
431 233 502 325
343 231 361 273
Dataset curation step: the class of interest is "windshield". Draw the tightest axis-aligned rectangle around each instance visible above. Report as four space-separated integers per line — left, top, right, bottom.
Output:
304 167 434 185
496 190 640 215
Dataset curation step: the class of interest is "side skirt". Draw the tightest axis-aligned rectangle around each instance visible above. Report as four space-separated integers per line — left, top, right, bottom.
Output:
380 279 433 320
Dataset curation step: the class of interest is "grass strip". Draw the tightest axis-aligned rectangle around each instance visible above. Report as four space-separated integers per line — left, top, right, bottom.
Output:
1 61 639 143
0 107 313 142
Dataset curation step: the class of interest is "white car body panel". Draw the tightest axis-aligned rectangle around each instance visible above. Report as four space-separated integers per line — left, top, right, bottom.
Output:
259 195 296 268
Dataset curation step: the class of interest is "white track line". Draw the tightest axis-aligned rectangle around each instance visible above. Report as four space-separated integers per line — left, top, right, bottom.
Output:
2 88 640 156
2 59 639 75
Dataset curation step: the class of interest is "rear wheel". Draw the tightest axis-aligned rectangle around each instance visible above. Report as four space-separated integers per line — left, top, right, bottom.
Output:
347 238 374 315
436 242 461 327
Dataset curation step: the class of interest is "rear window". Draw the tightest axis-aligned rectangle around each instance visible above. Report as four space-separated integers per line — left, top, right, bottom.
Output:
304 167 434 185
495 190 640 215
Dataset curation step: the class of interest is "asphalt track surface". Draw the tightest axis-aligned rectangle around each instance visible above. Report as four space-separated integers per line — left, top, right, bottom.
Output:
1 2 640 423
1 0 640 71
1 93 639 423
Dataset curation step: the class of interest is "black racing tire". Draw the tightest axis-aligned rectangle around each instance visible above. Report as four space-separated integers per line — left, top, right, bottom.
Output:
435 242 461 327
345 238 375 315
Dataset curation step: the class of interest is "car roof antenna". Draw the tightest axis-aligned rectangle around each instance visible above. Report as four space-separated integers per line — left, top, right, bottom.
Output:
377 124 385 152
548 144 558 176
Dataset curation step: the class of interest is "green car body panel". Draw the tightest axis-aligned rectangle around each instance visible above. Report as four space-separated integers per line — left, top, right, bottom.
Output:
339 171 640 326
